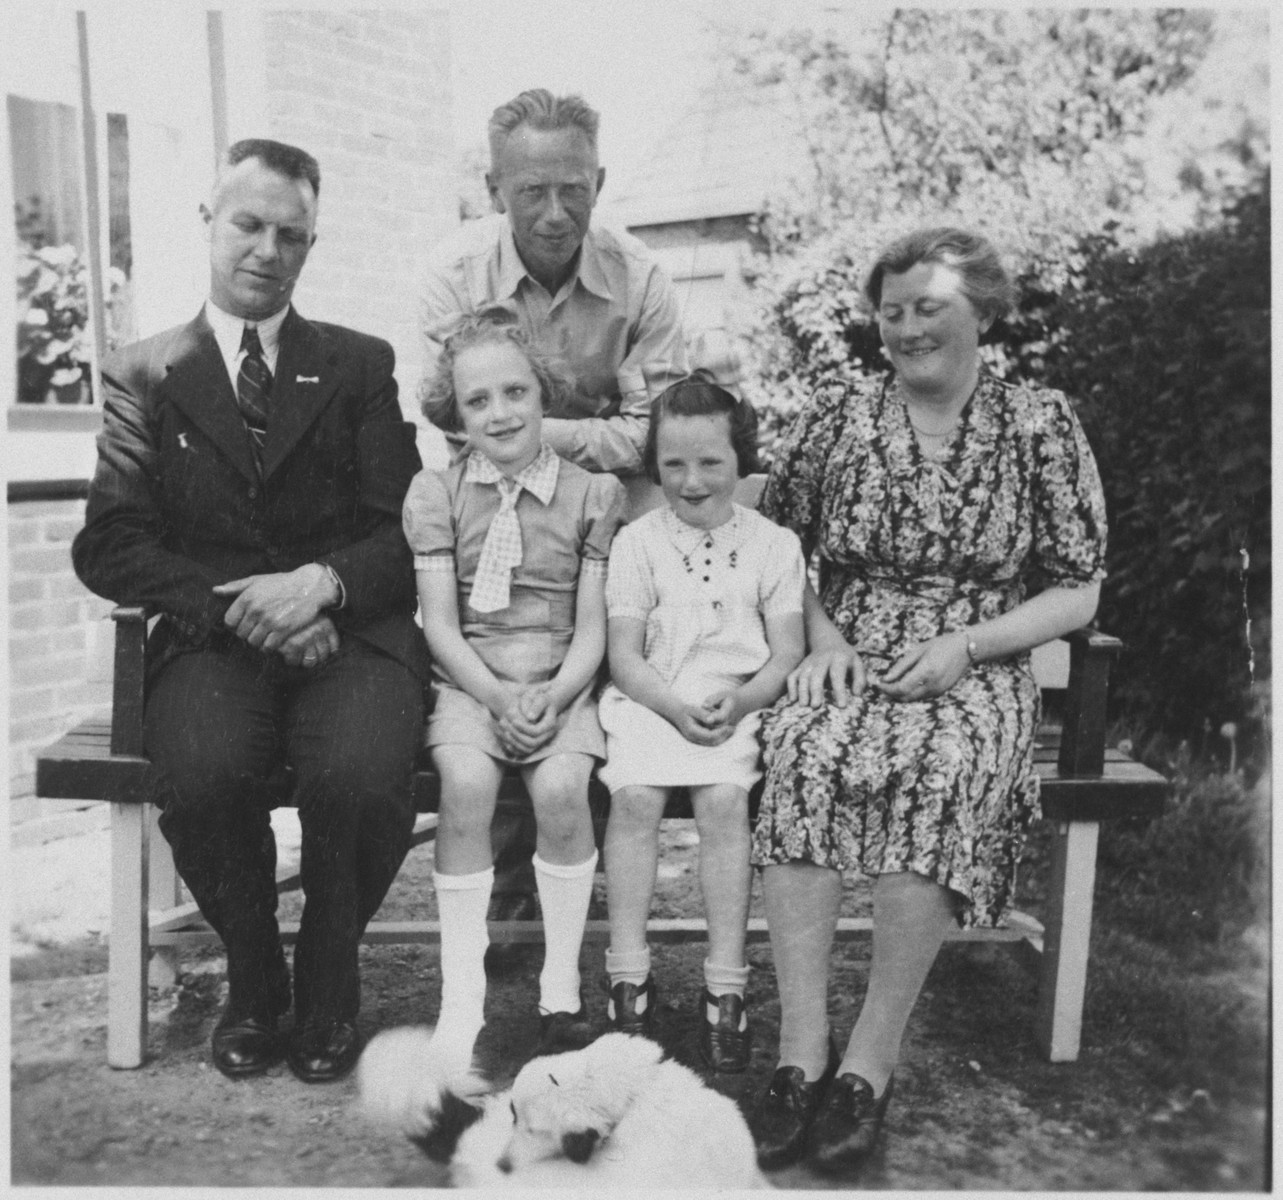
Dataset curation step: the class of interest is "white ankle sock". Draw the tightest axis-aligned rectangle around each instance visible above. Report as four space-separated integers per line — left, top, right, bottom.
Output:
704 958 749 1029
532 850 597 1014
432 867 493 1065
605 946 652 1019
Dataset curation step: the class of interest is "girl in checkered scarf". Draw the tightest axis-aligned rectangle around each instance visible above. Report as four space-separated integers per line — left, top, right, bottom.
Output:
403 313 627 1070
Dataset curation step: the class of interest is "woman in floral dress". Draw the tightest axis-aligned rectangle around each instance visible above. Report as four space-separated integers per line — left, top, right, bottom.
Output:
748 228 1108 1177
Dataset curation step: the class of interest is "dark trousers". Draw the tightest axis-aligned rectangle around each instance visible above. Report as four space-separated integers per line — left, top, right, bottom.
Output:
145 637 424 1025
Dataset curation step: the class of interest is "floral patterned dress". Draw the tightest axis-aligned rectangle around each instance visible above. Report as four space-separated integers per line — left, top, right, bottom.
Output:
753 372 1107 926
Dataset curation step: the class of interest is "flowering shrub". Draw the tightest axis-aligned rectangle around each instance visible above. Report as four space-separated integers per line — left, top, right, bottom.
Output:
16 242 93 403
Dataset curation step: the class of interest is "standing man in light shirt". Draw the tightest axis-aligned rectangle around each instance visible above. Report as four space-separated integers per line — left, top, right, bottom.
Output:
419 88 688 975
73 139 429 1085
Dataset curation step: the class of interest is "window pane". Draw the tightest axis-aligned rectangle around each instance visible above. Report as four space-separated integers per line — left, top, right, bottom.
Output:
106 111 135 350
10 95 92 404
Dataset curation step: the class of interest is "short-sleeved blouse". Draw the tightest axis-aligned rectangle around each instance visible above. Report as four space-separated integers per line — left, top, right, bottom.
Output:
753 372 1106 926
604 504 806 699
402 454 626 762
597 504 806 792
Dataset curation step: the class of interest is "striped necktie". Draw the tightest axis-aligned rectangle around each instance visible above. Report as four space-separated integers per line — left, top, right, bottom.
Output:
237 324 271 472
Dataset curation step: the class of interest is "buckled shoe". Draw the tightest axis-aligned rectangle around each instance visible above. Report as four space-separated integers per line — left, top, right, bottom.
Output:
604 974 656 1037
697 989 751 1073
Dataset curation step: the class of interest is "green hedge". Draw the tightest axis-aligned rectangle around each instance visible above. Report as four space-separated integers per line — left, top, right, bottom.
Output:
749 183 1270 757
1039 186 1269 757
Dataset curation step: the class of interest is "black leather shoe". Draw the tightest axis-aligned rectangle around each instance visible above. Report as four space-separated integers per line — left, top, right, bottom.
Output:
211 1010 284 1079
698 990 751 1073
535 995 596 1057
748 1040 839 1170
604 975 656 1037
809 1072 894 1176
485 892 540 975
286 1019 363 1083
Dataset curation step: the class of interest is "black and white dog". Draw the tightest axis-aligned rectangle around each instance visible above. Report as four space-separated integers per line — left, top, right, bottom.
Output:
358 1026 769 1189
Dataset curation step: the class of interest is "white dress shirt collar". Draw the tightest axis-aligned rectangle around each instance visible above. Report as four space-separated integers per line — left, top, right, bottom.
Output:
205 299 290 385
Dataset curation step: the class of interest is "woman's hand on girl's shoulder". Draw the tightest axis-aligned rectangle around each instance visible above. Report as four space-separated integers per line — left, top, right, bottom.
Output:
787 645 866 708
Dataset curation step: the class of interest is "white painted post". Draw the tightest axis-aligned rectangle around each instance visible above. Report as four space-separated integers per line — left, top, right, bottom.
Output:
108 802 149 1068
147 807 181 988
1035 820 1100 1062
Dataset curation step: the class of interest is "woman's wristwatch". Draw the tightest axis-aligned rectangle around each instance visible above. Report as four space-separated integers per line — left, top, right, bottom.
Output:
962 631 981 667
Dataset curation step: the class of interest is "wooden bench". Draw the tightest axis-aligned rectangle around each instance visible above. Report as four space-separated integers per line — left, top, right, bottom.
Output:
35 480 1168 1070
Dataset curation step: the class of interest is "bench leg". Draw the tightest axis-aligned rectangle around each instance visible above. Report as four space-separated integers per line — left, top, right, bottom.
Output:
1035 819 1099 1063
147 807 182 988
108 802 149 1069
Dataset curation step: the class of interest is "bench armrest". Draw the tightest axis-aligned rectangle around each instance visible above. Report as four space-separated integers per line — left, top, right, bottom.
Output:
110 606 151 756
1057 628 1122 778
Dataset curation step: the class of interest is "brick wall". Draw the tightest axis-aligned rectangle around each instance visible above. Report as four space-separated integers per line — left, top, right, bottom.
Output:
261 9 456 438
8 496 114 817
7 12 456 820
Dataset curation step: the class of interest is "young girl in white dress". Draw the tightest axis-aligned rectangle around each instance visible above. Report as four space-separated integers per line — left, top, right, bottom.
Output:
402 313 625 1068
599 372 806 1071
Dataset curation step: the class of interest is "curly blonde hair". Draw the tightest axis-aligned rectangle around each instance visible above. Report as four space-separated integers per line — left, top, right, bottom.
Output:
419 310 573 433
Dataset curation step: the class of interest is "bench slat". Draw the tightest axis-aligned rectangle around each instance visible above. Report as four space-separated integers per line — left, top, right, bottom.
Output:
37 717 1168 824
151 912 1045 948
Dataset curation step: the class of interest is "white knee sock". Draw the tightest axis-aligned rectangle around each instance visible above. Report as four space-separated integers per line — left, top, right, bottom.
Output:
432 866 493 1067
704 958 750 1028
533 850 597 1015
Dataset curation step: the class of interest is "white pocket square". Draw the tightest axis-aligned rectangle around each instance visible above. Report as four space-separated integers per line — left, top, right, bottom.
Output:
296 375 319 383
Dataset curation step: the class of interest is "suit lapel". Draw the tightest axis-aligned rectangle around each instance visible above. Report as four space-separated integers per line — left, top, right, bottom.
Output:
160 312 259 484
262 309 342 480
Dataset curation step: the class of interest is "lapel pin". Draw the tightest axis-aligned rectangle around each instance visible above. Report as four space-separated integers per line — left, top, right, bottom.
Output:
178 433 189 448
296 375 320 384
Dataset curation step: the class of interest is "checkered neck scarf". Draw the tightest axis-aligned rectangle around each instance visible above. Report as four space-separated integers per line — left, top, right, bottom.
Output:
464 443 560 613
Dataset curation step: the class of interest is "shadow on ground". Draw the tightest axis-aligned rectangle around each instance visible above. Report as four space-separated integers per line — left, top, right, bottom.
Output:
10 825 1268 1189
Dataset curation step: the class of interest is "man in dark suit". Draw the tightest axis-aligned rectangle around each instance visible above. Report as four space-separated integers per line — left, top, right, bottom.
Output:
73 138 429 1083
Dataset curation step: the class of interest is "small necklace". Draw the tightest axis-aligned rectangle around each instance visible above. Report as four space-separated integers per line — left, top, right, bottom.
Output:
908 419 956 439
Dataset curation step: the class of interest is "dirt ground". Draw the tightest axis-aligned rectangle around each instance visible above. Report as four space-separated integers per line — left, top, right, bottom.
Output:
10 822 1268 1191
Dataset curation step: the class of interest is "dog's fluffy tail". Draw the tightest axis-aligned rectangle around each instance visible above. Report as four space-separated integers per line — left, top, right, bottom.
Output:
356 1025 489 1160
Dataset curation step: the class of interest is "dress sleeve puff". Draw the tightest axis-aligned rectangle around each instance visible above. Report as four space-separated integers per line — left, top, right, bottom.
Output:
1028 390 1109 588
759 379 851 560
401 468 457 570
579 472 628 574
757 520 808 619
604 521 656 621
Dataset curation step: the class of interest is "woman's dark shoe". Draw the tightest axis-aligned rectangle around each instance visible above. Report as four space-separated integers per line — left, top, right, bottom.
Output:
286 1019 363 1083
211 1010 284 1078
809 1072 895 1176
748 1040 839 1170
535 994 596 1057
604 974 656 1037
697 990 751 1073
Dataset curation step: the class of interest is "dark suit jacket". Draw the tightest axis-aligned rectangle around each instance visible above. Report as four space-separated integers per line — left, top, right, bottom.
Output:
73 307 430 682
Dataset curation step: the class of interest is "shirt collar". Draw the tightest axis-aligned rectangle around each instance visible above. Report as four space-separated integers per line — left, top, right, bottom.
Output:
205 298 289 361
464 442 560 505
662 504 742 549
496 220 613 304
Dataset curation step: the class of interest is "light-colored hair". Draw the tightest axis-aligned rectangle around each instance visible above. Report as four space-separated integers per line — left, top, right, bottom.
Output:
865 227 1016 322
487 89 599 168
210 138 320 213
419 309 573 433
